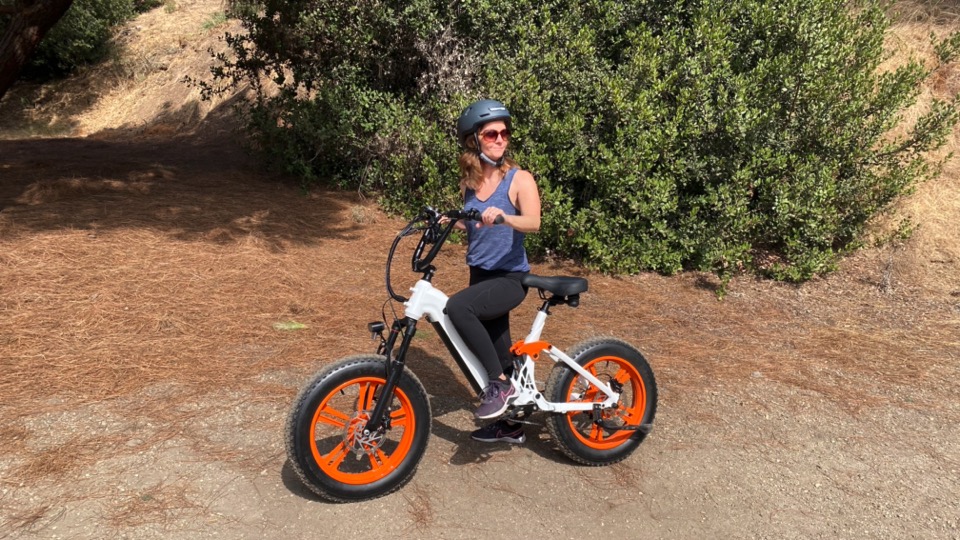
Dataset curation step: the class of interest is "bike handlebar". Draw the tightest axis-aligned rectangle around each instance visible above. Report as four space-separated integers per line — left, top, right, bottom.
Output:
385 207 508 302
434 208 504 224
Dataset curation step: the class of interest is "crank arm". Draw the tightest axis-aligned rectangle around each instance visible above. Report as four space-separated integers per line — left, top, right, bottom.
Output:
504 407 541 425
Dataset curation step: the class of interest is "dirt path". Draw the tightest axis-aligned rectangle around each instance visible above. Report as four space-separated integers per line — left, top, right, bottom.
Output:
1 131 959 539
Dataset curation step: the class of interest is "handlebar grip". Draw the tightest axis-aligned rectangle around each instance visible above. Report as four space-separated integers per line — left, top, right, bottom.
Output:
445 209 504 224
447 209 481 221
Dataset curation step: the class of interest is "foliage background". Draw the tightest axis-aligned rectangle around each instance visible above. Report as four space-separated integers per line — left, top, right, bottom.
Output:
205 0 960 283
4 0 162 78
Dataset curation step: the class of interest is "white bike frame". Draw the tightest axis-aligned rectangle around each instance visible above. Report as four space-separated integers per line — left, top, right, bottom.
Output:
403 278 621 414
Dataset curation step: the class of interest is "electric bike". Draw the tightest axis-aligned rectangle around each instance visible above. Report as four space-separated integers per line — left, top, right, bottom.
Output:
286 207 657 502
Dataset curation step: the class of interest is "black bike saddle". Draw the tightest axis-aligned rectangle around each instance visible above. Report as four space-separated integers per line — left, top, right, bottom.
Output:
521 274 589 296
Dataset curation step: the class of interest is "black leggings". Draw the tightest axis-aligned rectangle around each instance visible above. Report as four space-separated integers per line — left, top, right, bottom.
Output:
446 267 529 381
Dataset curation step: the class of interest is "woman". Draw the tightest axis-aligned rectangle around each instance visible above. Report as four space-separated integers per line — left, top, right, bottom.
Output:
444 99 541 444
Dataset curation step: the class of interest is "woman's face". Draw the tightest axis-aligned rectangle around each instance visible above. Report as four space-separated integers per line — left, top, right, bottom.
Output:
477 120 510 161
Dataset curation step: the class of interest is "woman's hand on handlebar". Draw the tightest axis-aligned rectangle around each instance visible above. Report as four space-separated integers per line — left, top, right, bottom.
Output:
477 207 506 228
435 208 502 230
439 215 467 231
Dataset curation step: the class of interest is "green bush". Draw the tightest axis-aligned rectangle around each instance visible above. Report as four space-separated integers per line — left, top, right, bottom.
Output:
207 0 959 282
27 0 141 77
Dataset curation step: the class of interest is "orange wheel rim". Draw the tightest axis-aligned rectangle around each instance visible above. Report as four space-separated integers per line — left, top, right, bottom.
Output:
564 356 647 450
308 377 416 485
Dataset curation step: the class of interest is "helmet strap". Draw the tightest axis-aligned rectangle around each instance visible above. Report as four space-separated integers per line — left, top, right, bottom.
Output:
473 133 505 167
478 152 504 168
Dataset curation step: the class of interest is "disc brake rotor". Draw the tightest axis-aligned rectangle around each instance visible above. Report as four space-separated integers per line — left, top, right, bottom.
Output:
344 412 385 459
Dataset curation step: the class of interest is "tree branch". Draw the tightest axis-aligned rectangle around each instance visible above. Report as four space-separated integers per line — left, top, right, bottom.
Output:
0 0 75 100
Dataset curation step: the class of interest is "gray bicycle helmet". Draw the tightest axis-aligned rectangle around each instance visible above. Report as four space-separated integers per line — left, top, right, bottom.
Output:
456 99 512 147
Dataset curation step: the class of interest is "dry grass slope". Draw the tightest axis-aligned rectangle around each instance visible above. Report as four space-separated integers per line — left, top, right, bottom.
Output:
875 1 960 295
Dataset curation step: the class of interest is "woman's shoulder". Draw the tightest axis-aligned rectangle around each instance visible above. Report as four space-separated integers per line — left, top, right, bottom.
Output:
508 168 537 189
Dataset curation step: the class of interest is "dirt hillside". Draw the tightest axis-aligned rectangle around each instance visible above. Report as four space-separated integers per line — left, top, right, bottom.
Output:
1 1 959 539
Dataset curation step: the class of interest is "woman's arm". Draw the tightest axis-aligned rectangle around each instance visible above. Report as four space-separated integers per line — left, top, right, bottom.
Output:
502 169 541 233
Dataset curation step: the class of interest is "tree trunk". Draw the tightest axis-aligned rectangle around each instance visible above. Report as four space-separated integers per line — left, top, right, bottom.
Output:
0 0 75 102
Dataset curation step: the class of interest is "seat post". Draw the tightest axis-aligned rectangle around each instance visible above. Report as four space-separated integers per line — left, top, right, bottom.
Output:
524 307 549 343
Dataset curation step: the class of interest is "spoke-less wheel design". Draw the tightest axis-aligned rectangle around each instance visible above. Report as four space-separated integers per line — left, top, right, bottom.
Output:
545 338 657 465
286 356 431 502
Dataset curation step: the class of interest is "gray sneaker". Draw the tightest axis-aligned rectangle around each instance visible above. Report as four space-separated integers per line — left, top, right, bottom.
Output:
475 380 516 419
471 420 526 444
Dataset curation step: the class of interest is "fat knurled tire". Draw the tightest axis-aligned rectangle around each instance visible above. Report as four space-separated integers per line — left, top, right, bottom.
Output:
545 337 657 466
285 355 431 502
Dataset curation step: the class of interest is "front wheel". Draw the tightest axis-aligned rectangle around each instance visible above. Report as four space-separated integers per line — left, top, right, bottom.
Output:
285 355 431 502
545 338 657 465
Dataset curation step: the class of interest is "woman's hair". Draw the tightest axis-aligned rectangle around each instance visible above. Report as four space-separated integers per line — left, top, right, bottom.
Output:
458 136 518 191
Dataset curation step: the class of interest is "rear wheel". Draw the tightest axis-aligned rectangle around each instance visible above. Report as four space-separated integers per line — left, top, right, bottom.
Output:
545 338 657 465
285 355 431 502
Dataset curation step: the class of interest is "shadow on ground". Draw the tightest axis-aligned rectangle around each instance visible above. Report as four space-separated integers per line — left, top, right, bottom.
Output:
0 100 369 248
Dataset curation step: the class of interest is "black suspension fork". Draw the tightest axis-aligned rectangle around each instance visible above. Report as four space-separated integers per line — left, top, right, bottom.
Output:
363 316 418 433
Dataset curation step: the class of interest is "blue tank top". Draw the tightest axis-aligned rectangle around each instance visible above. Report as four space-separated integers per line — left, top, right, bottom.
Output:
464 168 530 272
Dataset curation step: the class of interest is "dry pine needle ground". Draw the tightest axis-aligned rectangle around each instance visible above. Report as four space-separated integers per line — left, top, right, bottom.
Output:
1 0 959 534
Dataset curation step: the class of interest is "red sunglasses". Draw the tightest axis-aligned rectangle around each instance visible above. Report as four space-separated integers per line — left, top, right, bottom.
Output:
479 129 512 143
